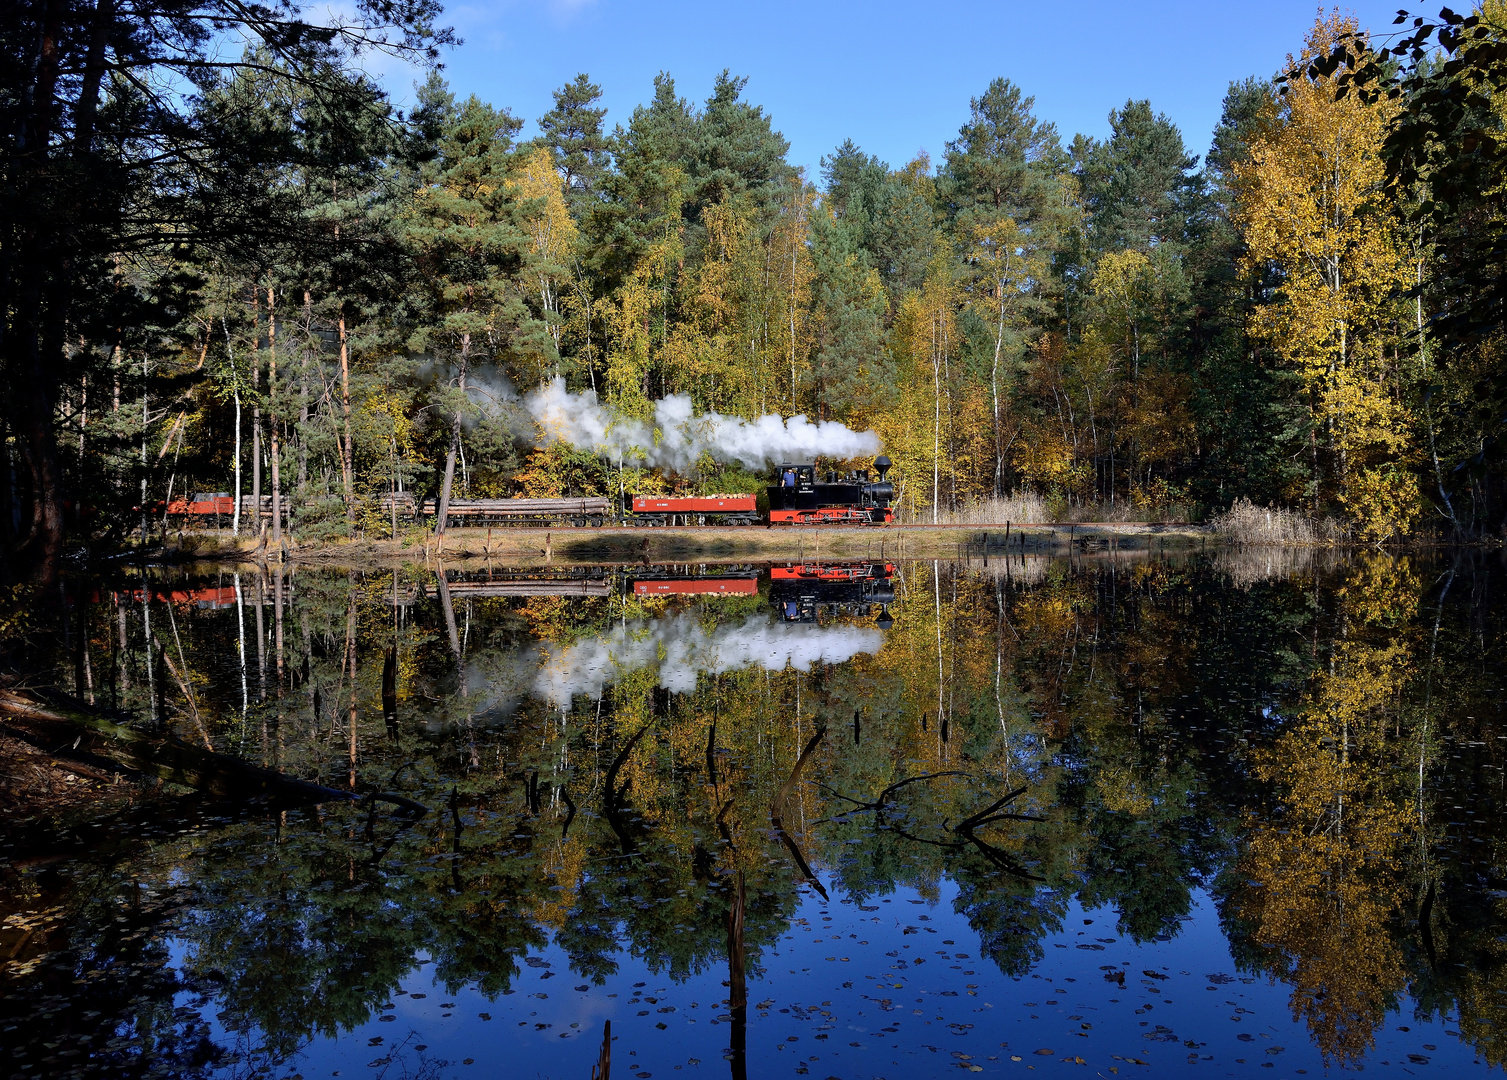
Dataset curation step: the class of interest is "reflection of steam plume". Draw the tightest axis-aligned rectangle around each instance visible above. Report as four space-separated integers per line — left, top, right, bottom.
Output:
526 377 881 472
534 615 884 706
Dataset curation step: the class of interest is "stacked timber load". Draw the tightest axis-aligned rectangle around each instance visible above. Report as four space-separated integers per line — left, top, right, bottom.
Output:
379 495 612 524
236 495 290 522
389 577 612 604
380 492 419 516
434 497 612 517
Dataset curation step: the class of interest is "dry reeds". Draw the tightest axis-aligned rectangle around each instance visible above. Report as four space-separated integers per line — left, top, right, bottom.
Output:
1208 497 1346 546
900 494 1198 526
921 493 1051 526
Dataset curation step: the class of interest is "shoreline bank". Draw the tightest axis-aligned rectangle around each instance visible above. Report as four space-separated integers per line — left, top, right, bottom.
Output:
154 521 1214 567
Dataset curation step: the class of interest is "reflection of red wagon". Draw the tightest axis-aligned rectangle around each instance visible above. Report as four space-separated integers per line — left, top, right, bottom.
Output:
632 577 759 596
114 586 242 609
630 565 761 595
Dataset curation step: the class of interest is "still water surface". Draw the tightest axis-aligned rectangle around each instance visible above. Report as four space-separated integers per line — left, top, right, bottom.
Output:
3 550 1505 1079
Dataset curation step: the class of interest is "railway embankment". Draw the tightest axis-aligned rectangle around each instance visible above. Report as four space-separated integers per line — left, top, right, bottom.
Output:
161 520 1213 567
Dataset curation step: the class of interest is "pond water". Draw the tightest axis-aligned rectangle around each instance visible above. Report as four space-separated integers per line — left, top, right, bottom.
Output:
3 548 1507 1079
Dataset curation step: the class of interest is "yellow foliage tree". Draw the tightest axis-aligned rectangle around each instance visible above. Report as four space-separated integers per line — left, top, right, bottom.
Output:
1235 557 1424 1064
768 177 816 413
512 146 580 381
889 253 958 522
1091 249 1154 380
1236 14 1415 532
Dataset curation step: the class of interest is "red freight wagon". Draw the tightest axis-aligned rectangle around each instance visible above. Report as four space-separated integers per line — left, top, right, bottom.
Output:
624 493 759 525
165 494 237 517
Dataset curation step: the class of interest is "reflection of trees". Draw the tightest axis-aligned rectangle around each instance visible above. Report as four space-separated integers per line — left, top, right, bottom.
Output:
1224 557 1468 1066
11 553 1507 1076
1232 638 1413 1063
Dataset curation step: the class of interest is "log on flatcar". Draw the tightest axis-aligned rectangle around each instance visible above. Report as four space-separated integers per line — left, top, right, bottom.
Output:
380 495 613 527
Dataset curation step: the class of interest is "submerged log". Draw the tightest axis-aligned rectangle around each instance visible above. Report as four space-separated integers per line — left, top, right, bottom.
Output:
0 688 426 813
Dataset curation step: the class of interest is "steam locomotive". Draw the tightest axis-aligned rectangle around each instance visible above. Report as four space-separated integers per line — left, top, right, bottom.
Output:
625 455 895 526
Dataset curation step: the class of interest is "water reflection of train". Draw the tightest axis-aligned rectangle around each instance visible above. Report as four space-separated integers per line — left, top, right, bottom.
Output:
769 561 896 627
624 561 896 627
107 561 899 628
628 565 760 596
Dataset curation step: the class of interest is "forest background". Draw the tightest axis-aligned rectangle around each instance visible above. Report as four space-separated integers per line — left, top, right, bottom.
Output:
7 0 1507 574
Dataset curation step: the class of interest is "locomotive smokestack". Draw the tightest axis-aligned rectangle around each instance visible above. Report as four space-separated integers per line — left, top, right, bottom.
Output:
874 456 892 482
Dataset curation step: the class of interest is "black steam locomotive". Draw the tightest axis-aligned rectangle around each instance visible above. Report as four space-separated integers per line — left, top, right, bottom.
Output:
767 455 895 526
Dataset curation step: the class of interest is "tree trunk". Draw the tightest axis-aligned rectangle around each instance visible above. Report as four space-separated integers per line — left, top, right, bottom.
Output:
339 309 355 520
251 288 262 536
434 339 469 537
992 286 1005 499
267 283 282 552
932 313 941 526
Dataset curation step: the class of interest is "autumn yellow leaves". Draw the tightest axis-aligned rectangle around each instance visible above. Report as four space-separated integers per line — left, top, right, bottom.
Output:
1236 15 1420 542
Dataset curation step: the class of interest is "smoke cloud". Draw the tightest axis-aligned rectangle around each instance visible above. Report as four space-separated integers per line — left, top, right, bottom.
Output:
533 614 884 706
525 377 881 472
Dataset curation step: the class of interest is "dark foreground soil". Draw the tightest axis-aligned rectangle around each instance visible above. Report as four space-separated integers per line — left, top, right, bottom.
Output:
0 723 149 824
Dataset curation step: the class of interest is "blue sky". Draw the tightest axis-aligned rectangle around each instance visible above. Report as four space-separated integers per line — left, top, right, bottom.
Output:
409 1 1410 179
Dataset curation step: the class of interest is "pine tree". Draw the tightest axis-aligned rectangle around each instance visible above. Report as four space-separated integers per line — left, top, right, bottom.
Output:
538 74 611 216
403 96 549 534
938 78 1066 230
1077 100 1200 253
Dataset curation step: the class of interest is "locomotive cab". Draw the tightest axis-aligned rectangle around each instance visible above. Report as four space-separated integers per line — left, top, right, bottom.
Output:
769 463 817 511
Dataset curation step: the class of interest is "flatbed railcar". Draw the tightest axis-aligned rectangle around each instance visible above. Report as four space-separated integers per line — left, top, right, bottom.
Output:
388 495 614 527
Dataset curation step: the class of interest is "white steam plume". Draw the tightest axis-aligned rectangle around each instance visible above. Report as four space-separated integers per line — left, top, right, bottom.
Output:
526 377 881 472
534 614 883 706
